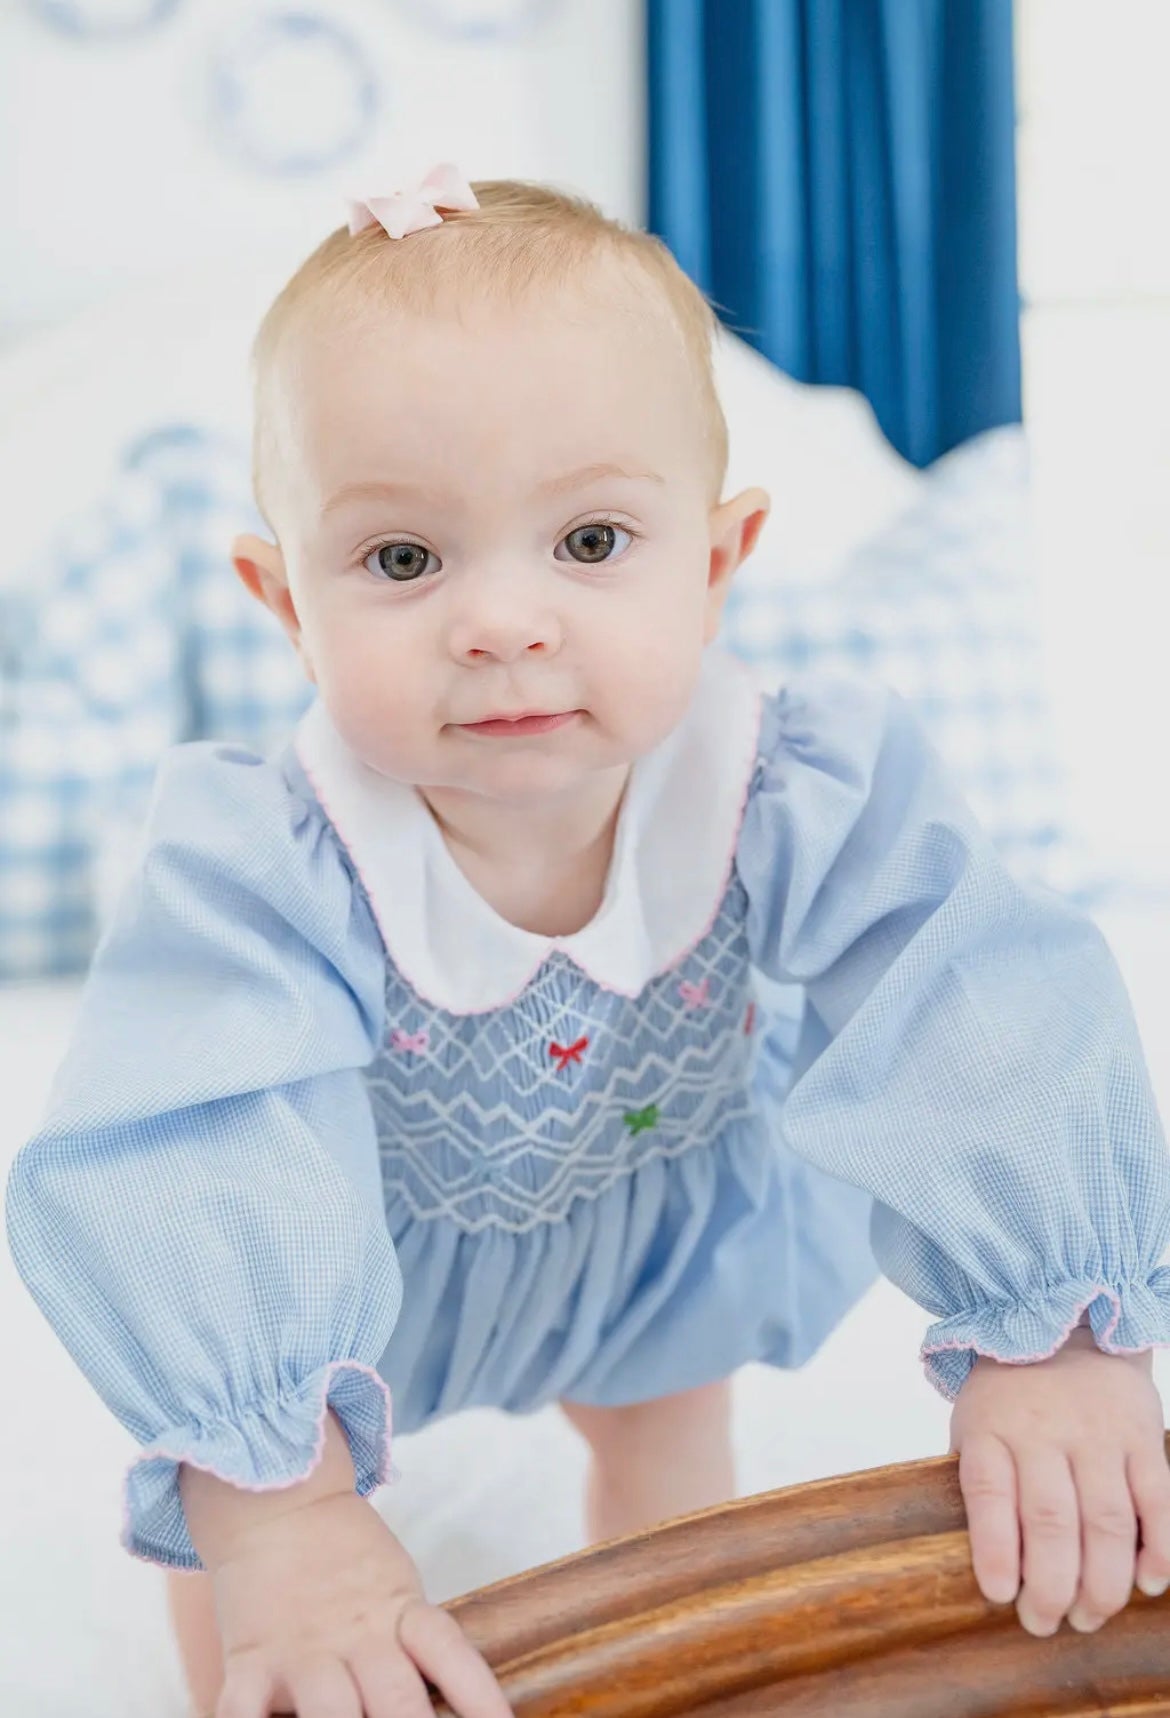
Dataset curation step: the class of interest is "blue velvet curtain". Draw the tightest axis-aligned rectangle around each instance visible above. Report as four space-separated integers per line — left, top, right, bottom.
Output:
647 0 1022 467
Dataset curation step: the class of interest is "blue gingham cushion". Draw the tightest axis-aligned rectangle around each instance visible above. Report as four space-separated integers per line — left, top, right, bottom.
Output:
722 426 1097 900
0 425 308 980
0 422 1091 980
122 426 311 747
0 473 177 977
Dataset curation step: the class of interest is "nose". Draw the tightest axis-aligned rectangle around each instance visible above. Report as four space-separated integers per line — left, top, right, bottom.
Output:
446 575 564 666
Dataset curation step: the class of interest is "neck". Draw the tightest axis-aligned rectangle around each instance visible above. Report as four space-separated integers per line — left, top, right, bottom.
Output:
420 766 631 936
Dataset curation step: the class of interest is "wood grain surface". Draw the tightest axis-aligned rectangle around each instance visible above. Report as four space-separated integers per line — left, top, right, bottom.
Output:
442 1443 1170 1716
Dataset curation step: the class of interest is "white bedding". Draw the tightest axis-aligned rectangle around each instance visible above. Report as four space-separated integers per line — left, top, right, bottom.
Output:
2 903 1169 1717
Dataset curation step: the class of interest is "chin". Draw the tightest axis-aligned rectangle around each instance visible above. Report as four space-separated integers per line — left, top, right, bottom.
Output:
454 751 610 804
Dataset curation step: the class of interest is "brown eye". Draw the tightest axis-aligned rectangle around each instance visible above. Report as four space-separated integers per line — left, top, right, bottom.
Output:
557 522 632 565
364 542 438 582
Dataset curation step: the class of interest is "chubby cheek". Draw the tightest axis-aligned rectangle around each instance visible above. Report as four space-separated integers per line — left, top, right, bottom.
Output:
590 574 709 749
302 605 435 775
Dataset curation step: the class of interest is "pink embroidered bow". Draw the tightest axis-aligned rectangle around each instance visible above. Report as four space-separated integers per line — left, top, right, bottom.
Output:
391 1028 430 1055
679 977 713 1009
347 162 480 240
549 1036 589 1071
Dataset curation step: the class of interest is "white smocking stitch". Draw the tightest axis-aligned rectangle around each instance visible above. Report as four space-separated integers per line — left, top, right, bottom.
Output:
365 887 759 1234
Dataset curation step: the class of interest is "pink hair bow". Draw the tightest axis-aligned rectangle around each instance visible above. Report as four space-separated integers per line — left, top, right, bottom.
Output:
347 162 480 240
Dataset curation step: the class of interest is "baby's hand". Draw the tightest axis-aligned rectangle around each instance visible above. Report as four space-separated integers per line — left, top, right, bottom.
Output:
206 1488 510 1717
950 1326 1170 1636
179 1410 511 1718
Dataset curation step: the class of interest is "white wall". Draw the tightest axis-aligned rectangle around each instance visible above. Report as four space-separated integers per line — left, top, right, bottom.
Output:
1016 0 1170 879
1 0 645 347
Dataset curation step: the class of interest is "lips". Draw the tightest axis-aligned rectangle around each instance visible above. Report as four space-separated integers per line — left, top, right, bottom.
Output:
459 711 580 738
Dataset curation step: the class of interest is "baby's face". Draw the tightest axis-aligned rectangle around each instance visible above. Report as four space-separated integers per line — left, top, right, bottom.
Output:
241 277 766 803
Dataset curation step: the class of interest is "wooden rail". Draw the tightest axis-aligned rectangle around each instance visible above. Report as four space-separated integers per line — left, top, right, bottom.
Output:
444 1445 1170 1717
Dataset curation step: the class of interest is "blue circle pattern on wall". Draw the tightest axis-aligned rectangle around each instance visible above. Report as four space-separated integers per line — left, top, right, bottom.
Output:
393 0 561 41
208 11 380 176
26 0 182 36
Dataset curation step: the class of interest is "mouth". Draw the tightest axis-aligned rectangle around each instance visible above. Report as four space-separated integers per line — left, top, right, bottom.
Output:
457 711 581 738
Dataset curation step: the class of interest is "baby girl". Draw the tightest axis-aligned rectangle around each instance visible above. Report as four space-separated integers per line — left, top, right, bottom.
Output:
8 166 1170 1718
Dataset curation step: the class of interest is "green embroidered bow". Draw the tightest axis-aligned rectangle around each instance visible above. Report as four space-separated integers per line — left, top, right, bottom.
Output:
624 1103 660 1137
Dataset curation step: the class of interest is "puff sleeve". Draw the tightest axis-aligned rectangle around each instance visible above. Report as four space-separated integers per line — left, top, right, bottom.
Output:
738 676 1170 1399
5 741 401 1568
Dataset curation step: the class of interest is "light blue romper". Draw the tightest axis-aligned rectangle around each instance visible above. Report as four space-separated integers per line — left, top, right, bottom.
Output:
7 651 1170 1572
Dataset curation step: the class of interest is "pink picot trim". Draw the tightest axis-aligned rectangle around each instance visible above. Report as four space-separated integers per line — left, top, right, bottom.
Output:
921 1287 1170 1403
119 1360 394 1569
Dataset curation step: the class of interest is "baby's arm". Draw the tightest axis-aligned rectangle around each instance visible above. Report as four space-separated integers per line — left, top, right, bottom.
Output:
738 676 1170 1634
5 748 396 1569
181 1410 509 1718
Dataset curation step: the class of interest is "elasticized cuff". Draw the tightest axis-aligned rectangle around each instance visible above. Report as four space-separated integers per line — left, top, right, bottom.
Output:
120 1359 393 1570
922 1268 1170 1401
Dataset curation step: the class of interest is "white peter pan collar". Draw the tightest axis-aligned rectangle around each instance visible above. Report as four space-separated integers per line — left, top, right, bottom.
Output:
295 648 763 1016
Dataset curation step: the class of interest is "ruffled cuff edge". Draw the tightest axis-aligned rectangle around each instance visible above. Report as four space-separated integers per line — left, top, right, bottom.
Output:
120 1359 394 1571
922 1270 1170 1402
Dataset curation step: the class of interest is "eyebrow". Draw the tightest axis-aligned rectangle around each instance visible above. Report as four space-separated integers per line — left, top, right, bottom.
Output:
320 462 665 518
536 462 666 496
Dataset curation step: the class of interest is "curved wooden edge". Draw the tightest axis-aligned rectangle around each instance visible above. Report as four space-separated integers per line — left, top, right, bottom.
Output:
494 1533 997 1718
440 1439 1170 1718
447 1453 970 1666
705 1602 1170 1718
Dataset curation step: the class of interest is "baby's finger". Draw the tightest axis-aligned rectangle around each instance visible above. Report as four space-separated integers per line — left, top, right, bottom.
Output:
283 1657 363 1718
351 1640 440 1718
400 1601 515 1718
1067 1451 1136 1632
958 1434 1020 1605
1130 1445 1170 1599
1015 1448 1080 1636
215 1652 277 1718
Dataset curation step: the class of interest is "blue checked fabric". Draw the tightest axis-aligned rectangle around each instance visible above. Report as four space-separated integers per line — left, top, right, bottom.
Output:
722 426 1097 900
8 676 1170 1568
0 421 1092 980
0 425 309 979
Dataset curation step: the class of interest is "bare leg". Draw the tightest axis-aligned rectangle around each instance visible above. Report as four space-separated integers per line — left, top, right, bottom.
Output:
561 1378 735 1543
166 1568 224 1716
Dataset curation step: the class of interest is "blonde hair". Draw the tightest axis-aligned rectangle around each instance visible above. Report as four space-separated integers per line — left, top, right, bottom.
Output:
250 178 729 524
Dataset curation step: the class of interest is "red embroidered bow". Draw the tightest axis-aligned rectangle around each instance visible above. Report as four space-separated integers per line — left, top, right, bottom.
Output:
549 1036 589 1071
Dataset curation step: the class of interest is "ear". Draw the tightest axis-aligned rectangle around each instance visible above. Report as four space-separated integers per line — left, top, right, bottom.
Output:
704 486 770 642
232 532 316 682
